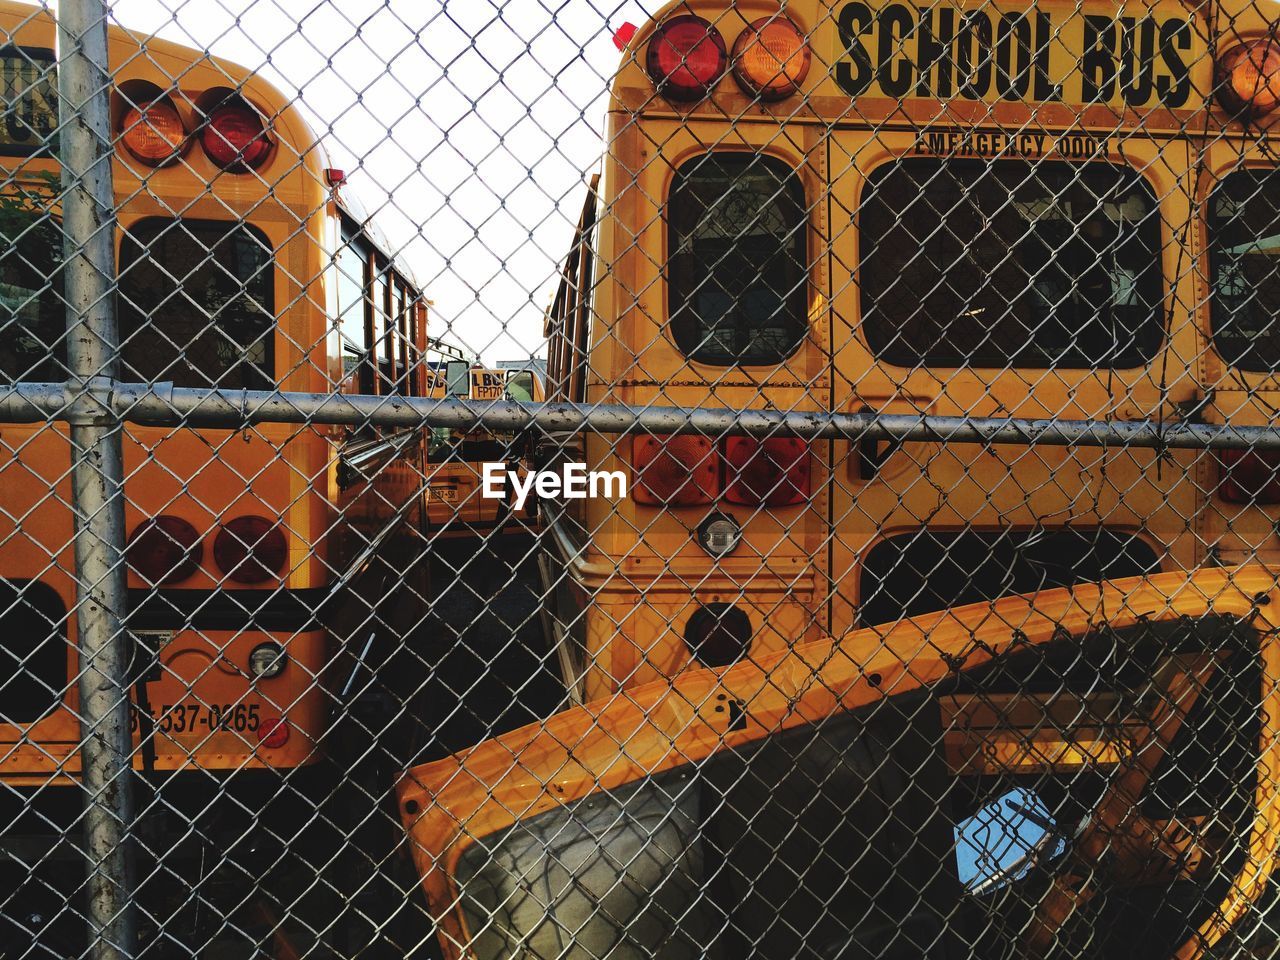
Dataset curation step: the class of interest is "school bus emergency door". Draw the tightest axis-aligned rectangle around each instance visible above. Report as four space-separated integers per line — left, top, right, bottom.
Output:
1192 104 1280 571
824 0 1207 635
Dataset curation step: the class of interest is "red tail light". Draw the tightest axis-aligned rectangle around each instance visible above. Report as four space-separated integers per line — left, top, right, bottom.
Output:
256 717 290 749
213 516 287 583
632 435 718 505
201 101 272 170
645 15 727 101
1218 449 1280 503
126 516 203 585
724 436 810 506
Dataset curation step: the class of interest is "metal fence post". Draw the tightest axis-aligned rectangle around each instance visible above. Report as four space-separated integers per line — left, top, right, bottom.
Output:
56 1 136 957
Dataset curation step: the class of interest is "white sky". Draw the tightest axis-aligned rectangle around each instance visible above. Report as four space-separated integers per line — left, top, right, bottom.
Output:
107 0 661 362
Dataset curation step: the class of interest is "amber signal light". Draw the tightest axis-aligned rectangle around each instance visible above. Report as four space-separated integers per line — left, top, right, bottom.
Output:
731 16 810 101
1217 37 1280 118
120 100 187 166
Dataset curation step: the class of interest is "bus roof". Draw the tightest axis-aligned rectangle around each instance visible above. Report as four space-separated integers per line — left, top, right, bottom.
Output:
335 188 423 291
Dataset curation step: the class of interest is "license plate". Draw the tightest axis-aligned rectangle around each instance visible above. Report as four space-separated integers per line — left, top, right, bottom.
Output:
0 47 57 156
132 702 263 735
428 486 459 503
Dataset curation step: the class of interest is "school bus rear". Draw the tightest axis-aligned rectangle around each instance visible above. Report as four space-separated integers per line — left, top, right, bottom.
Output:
0 1 337 776
540 0 1262 702
425 365 542 533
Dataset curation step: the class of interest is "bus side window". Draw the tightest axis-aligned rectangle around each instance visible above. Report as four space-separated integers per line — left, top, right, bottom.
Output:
336 230 371 394
395 278 410 395
547 174 598 402
371 264 392 395
446 360 470 396
407 299 424 396
1209 168 1280 373
506 370 536 402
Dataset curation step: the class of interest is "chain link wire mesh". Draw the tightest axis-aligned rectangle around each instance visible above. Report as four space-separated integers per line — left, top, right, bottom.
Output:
5 0 1280 956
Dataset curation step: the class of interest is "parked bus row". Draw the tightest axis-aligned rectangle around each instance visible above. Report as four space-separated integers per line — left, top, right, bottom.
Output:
7 0 1280 956
400 0 1280 957
423 351 544 533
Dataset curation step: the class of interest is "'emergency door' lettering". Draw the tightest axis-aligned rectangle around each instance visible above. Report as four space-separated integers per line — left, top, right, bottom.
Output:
834 2 1197 110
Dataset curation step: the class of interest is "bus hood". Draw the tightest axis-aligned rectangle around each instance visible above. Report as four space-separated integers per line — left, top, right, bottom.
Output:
399 565 1280 959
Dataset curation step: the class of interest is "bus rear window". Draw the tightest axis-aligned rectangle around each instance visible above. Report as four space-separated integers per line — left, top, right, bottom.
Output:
119 219 275 389
858 528 1160 627
667 153 807 365
0 197 64 382
1210 168 1280 372
860 160 1162 368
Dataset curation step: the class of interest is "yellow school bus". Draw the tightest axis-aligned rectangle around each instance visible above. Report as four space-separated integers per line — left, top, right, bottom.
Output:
536 0 1280 703
0 0 430 825
400 0 1280 955
424 361 545 533
403 566 1280 958
0 2 439 949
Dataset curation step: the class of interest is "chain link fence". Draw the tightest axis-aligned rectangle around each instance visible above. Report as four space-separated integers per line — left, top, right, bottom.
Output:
4 0 1280 956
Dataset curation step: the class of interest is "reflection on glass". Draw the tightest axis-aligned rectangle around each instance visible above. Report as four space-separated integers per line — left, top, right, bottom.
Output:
119 220 274 389
1211 170 1280 371
336 239 368 386
861 159 1162 368
0 194 63 382
667 153 807 365
506 371 535 402
955 786 1066 894
447 361 470 396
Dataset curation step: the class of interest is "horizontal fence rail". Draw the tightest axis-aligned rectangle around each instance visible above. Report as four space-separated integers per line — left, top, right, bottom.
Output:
0 381 1272 449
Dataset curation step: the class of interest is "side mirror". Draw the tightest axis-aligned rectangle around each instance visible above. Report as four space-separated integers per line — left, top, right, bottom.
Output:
446 361 469 397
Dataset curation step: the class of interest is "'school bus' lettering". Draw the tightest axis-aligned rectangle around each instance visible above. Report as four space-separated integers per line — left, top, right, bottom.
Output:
470 369 506 400
834 1 1196 109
